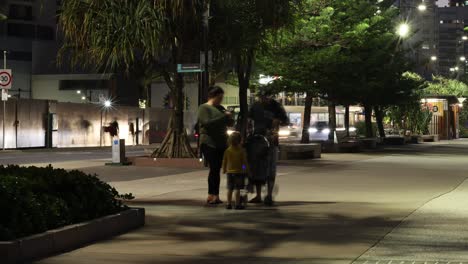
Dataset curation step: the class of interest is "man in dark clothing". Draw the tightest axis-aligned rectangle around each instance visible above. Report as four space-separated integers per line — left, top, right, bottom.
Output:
247 86 289 206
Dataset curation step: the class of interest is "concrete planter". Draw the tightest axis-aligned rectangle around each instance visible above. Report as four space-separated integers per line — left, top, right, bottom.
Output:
383 136 406 145
128 156 205 168
279 143 321 160
0 208 145 264
409 135 424 144
422 134 439 142
359 138 378 149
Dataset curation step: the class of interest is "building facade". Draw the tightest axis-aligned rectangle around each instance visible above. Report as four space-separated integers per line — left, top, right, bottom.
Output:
448 0 468 7
436 2 468 77
399 0 439 78
0 0 58 98
0 1 115 104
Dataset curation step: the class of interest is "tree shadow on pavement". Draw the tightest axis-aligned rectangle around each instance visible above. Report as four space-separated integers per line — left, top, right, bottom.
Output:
119 199 401 264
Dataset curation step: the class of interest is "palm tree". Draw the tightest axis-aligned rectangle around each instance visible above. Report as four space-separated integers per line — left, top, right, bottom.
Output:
59 0 203 158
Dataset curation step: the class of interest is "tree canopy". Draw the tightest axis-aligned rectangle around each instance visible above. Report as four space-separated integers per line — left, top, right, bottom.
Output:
260 0 413 139
210 0 298 135
425 76 468 97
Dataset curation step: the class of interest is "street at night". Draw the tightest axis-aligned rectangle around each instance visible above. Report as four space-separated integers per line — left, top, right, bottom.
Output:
19 140 468 264
3 0 468 263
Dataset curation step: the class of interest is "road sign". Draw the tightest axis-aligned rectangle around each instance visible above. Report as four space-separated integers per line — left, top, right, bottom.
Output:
0 69 12 89
177 64 203 73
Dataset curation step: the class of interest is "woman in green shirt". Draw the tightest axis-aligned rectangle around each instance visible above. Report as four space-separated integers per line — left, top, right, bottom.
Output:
198 86 233 204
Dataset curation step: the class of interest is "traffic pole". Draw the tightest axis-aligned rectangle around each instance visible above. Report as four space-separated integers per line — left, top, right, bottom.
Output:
3 51 6 151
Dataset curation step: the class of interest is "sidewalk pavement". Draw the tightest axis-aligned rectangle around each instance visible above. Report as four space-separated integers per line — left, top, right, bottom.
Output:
37 142 468 264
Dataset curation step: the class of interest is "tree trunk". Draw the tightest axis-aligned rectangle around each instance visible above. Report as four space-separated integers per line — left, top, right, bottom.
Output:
301 92 313 144
374 106 385 138
236 50 254 139
345 105 350 137
328 101 336 142
146 84 152 108
238 77 249 138
364 104 373 138
153 72 195 158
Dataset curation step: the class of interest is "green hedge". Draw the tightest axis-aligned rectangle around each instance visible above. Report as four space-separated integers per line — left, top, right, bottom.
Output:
0 165 133 241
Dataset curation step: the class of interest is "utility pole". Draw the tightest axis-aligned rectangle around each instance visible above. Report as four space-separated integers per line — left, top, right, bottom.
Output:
202 0 210 103
3 51 6 150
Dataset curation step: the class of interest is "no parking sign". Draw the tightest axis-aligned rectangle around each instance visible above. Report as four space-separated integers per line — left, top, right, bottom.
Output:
0 70 12 90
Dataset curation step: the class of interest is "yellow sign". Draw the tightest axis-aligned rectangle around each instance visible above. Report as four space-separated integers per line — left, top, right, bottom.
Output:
423 102 444 117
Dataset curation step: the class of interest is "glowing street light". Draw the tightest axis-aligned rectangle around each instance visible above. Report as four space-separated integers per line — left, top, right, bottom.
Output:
431 56 437 61
104 100 112 108
397 23 410 38
417 4 427 12
461 56 466 62
100 99 113 147
463 36 468 41
76 90 81 94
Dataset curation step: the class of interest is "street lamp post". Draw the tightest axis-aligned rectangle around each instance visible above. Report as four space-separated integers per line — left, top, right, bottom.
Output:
100 100 112 147
2 51 6 151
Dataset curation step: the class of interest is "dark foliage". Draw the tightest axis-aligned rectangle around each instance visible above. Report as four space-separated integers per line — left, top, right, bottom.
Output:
0 165 133 240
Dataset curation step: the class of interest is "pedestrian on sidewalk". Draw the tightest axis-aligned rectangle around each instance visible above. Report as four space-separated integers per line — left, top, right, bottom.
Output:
198 86 234 205
222 131 249 210
247 86 288 206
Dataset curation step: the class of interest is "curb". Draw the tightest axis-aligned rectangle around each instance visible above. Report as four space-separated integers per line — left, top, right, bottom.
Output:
0 208 145 263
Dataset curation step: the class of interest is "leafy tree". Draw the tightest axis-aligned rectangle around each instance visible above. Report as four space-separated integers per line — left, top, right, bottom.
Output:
210 0 298 137
386 72 428 135
425 76 468 97
59 0 203 158
261 0 405 141
459 99 468 137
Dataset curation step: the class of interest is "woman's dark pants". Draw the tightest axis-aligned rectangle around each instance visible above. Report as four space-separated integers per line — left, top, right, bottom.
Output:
201 144 225 196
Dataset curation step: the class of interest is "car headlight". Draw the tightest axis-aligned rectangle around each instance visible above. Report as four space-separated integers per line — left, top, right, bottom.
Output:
322 128 331 134
227 129 235 135
279 129 291 136
349 127 357 132
308 127 318 133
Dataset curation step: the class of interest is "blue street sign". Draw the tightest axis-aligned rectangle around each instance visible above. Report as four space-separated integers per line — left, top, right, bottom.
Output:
177 64 203 73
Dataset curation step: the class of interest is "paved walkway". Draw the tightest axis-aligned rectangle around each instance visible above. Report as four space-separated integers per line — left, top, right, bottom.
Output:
35 140 468 264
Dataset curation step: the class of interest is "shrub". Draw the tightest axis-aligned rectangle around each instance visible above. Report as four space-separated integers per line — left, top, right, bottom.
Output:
354 121 377 138
0 165 133 240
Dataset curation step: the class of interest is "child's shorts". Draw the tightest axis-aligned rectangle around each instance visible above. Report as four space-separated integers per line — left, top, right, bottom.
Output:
227 173 246 191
